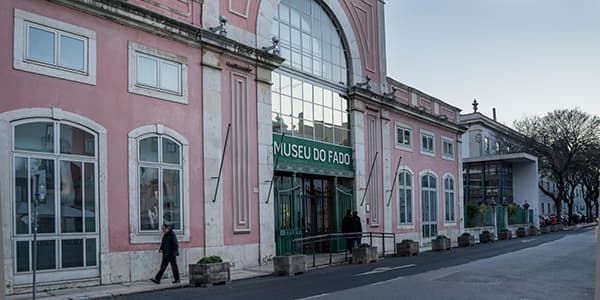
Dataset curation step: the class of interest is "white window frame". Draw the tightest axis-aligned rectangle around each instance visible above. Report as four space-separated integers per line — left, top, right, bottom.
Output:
420 130 435 156
13 9 96 85
443 174 456 225
397 168 415 229
394 123 413 151
441 137 454 160
128 124 190 244
128 42 188 104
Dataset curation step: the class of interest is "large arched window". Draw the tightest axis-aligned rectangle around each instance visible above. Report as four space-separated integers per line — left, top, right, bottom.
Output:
137 135 182 231
12 120 98 278
271 0 350 146
397 170 413 224
421 173 438 238
444 175 455 223
272 0 348 84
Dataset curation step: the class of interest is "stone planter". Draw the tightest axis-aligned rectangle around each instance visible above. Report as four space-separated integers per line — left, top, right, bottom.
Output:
479 231 495 243
273 255 306 276
541 226 550 234
528 226 540 236
189 262 231 287
396 240 419 256
498 230 512 240
352 246 378 264
516 227 527 238
551 224 562 232
432 236 451 251
457 233 475 247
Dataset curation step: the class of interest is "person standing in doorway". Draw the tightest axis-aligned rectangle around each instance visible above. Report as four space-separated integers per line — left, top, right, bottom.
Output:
353 211 362 247
151 224 180 284
342 209 354 252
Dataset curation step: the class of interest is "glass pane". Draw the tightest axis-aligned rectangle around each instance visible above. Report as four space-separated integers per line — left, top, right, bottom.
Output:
162 138 180 164
281 115 292 134
61 161 83 233
272 72 280 93
84 163 95 232
293 98 303 118
14 122 54 153
303 121 314 139
292 79 303 99
407 192 412 222
31 159 56 233
139 167 159 231
272 113 282 133
16 241 30 272
28 26 55 64
323 89 332 108
59 35 85 71
139 137 158 162
272 93 281 113
35 240 56 270
60 124 95 156
163 169 181 230
61 239 84 268
86 238 97 266
137 55 158 87
159 61 180 93
324 107 332 124
280 75 291 96
303 101 313 120
323 124 333 143
281 95 292 116
15 157 29 234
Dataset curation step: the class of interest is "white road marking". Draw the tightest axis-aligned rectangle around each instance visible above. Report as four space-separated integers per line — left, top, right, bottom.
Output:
521 239 536 243
355 264 416 276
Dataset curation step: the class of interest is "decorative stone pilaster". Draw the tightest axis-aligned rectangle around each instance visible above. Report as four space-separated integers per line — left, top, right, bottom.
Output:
381 109 392 236
351 100 366 224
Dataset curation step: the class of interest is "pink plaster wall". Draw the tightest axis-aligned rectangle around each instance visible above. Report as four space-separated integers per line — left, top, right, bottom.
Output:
388 111 462 235
1 0 205 251
128 0 202 26
220 62 260 246
220 0 260 32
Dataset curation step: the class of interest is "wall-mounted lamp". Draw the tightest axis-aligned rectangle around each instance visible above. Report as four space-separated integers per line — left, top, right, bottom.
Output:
209 16 228 37
262 36 280 56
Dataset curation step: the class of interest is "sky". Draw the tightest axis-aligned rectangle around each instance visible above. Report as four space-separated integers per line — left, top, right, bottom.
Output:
384 0 600 126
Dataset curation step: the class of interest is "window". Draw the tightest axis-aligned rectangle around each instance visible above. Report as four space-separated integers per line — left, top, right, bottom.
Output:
395 125 412 150
442 138 454 160
484 137 490 153
12 121 98 277
398 170 413 224
420 131 434 155
128 42 188 104
128 125 189 244
13 9 96 85
444 175 455 222
137 136 182 231
421 173 437 238
272 0 348 85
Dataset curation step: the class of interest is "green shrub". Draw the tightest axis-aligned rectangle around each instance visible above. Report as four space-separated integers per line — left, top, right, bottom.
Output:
197 256 223 264
358 243 371 248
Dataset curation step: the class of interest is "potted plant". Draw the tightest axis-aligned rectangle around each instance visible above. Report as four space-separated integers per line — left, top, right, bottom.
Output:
541 225 551 234
516 227 527 238
273 252 306 276
479 230 495 243
457 233 475 247
352 243 378 264
189 256 231 287
498 229 512 240
528 225 540 236
432 235 451 251
396 239 419 256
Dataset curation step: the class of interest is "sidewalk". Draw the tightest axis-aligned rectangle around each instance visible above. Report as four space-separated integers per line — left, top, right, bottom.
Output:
6 264 274 300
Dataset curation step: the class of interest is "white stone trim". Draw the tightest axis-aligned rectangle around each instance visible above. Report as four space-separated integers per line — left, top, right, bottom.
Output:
397 166 415 230
127 124 190 244
256 0 364 85
394 122 413 152
441 136 455 161
0 108 107 292
127 41 189 104
442 173 457 225
13 9 97 85
419 129 435 157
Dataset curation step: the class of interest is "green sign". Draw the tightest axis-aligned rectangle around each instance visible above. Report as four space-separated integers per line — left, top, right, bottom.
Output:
273 134 353 177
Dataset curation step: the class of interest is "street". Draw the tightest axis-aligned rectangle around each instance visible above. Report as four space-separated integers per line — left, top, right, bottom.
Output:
118 227 596 300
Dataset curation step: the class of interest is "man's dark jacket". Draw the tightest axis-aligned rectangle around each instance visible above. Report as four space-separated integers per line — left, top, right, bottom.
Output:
160 229 179 259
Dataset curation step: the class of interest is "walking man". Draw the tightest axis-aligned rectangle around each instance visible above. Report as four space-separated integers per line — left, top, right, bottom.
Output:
342 209 354 252
353 211 362 247
151 224 180 284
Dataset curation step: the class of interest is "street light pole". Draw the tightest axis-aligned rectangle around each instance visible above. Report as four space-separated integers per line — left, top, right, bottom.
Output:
32 170 46 300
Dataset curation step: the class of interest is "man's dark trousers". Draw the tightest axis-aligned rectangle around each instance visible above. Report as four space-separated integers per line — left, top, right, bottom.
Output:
155 256 180 282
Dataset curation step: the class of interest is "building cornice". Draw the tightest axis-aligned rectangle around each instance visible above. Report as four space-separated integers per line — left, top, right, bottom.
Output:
48 0 284 70
349 87 467 134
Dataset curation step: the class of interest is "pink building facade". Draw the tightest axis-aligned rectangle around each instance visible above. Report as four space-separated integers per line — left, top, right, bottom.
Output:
0 0 464 295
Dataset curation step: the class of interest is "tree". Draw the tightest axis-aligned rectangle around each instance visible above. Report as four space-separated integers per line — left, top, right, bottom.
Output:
514 109 600 220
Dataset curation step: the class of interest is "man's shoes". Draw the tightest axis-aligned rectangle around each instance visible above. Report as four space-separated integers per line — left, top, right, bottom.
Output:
150 278 160 284
172 279 181 284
